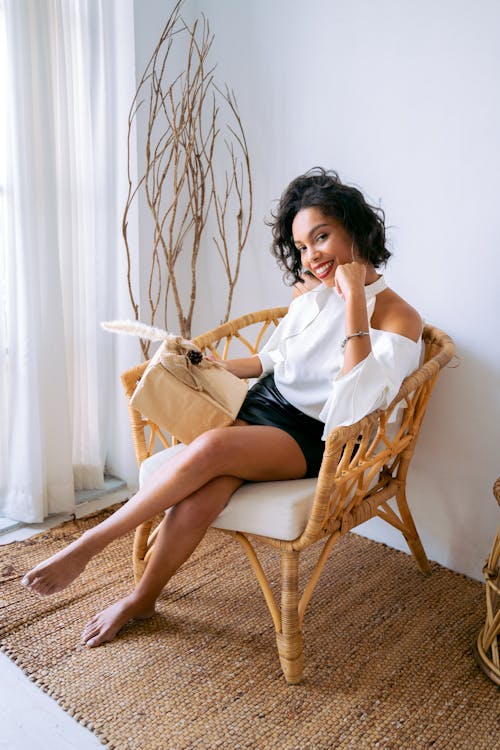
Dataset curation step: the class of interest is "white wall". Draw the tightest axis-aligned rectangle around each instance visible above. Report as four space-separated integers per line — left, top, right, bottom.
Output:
134 0 500 580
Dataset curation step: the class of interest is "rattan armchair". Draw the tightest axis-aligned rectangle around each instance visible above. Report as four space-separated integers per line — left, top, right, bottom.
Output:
121 308 455 684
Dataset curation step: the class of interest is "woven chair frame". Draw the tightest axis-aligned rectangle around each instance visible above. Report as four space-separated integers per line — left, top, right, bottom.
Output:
473 477 500 685
121 308 455 684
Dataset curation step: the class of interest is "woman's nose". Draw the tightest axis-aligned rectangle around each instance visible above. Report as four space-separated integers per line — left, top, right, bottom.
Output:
303 246 320 264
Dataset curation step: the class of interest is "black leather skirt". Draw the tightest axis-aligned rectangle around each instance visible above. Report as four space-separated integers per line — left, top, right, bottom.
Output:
237 373 325 478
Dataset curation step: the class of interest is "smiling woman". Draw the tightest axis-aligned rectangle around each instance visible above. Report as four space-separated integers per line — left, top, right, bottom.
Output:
21 167 427 652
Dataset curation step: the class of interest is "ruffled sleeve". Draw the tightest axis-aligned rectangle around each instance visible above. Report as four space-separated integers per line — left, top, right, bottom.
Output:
257 322 285 375
319 330 423 439
257 291 322 375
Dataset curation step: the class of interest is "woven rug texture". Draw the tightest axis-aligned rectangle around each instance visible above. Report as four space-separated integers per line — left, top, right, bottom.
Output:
0 505 498 750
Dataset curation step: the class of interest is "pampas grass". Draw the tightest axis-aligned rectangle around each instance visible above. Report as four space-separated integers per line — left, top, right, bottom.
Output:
101 320 202 355
101 320 173 342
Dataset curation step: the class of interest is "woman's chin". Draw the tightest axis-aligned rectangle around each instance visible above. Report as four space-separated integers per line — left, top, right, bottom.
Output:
319 274 335 288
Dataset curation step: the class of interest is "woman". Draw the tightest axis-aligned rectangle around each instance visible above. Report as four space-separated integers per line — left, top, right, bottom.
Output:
21 168 422 646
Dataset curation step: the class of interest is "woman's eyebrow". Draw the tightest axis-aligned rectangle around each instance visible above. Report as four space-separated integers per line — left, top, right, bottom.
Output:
308 223 329 237
294 223 329 246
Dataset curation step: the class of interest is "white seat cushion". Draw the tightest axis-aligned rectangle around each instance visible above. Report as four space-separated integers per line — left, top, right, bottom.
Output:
139 444 318 541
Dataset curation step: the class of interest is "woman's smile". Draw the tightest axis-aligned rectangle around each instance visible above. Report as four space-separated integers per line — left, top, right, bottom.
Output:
312 260 335 280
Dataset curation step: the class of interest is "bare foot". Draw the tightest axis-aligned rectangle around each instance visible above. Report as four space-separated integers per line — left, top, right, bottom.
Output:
21 535 97 596
81 596 156 647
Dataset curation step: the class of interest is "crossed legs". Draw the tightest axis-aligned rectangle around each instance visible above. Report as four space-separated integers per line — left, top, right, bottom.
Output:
21 424 307 646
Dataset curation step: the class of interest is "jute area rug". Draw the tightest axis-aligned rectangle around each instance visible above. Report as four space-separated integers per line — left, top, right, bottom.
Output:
0 505 498 750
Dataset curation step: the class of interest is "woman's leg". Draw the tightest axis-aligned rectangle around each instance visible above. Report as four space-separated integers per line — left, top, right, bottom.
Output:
22 424 306 595
81 475 243 647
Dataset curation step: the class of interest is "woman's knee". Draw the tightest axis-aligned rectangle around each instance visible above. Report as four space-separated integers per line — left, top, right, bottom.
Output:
188 427 235 473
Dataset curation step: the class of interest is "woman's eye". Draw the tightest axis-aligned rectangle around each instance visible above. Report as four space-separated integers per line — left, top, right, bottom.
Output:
316 233 327 243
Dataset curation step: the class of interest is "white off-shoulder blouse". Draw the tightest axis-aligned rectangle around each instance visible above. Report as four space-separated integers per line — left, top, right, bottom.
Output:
257 276 422 439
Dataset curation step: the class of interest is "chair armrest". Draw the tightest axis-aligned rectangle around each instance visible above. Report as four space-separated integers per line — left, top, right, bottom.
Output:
192 307 288 356
296 412 381 548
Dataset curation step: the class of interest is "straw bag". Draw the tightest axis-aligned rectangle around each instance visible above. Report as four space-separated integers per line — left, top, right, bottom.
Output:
129 334 248 444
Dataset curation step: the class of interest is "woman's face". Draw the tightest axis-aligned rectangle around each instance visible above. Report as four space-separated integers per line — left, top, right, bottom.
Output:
291 207 356 287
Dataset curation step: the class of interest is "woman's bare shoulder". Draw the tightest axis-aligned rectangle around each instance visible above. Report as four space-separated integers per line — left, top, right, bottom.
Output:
372 287 422 343
292 273 321 299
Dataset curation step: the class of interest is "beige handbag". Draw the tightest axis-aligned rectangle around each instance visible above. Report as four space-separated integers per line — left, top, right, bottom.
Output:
129 334 248 444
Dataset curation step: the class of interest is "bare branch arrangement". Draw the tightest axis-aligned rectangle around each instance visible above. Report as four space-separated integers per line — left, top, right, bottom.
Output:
122 0 252 358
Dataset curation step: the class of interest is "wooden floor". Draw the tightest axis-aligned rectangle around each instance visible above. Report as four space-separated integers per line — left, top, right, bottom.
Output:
0 489 130 750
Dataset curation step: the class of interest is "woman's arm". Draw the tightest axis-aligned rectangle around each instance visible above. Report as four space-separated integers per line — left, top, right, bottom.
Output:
335 262 372 376
335 262 422 377
319 330 422 436
211 354 263 379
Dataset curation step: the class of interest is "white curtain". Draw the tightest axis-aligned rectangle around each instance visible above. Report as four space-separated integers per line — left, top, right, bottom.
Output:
0 0 137 522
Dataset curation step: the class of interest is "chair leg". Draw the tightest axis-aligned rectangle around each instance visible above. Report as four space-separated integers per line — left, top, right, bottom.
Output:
276 549 304 684
396 485 432 575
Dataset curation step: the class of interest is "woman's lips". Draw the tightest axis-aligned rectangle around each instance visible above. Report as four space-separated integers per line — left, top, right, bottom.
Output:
313 261 334 279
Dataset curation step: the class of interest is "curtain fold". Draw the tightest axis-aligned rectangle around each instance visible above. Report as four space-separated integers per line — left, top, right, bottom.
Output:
0 0 136 522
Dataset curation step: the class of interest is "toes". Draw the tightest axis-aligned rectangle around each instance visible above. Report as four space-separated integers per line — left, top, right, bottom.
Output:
37 582 54 596
83 623 113 648
42 583 57 596
21 570 49 594
81 622 101 643
80 601 134 648
86 635 104 648
21 571 40 590
82 615 100 632
35 580 53 596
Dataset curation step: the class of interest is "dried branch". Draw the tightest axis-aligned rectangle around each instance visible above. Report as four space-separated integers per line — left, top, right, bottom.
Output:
122 0 252 355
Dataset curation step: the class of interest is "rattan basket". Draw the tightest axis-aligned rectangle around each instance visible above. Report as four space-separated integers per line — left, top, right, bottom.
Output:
473 477 500 685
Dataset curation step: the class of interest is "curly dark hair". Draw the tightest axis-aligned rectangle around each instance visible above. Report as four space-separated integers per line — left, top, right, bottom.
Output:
269 167 391 285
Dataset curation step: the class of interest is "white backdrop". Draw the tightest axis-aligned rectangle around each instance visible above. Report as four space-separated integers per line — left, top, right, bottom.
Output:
133 0 500 580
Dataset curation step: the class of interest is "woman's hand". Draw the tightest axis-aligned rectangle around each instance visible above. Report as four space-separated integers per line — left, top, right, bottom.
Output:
334 261 367 300
206 353 263 379
206 352 233 372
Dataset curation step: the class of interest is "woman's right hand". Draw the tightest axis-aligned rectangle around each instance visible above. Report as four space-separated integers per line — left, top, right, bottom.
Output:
334 261 367 301
207 353 263 379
